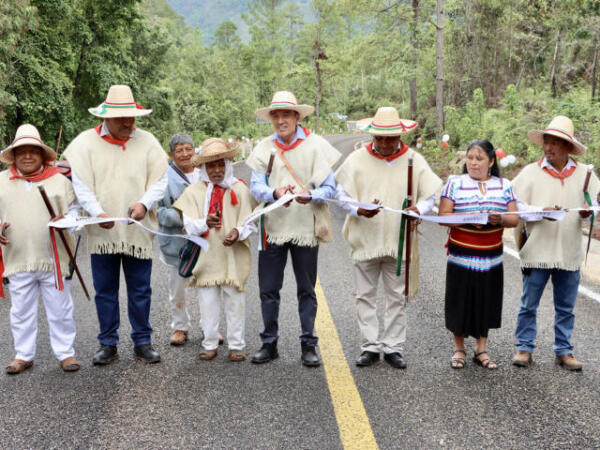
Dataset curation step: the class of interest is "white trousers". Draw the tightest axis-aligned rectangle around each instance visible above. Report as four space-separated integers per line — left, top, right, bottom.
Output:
165 263 191 331
198 285 245 351
8 271 76 362
353 256 407 354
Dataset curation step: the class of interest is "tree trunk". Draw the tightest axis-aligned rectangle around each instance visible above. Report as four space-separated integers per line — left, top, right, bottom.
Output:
591 33 599 103
409 0 419 120
315 59 322 130
508 0 514 72
550 29 562 98
435 0 445 141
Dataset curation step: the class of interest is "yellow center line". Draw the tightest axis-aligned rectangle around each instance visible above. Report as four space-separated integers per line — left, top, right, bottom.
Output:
314 277 379 450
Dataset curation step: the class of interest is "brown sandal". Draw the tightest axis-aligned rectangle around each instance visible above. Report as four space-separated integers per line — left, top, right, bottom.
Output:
5 359 33 375
473 351 497 370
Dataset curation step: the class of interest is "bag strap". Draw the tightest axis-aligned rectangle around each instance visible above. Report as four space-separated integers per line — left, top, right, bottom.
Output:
276 148 307 191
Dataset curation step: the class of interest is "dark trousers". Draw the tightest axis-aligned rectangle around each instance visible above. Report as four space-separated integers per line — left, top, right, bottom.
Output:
91 253 153 346
258 242 319 346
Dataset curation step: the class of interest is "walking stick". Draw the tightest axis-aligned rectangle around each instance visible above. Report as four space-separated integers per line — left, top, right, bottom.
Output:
55 125 63 155
404 157 414 298
583 165 594 263
37 185 91 300
259 149 277 251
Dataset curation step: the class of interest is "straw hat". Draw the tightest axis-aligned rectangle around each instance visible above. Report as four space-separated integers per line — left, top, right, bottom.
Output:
0 124 56 164
358 107 418 136
255 91 314 122
527 115 586 156
192 138 238 166
88 85 152 118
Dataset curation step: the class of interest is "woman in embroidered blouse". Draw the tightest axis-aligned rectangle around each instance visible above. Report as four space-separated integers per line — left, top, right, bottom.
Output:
439 140 519 369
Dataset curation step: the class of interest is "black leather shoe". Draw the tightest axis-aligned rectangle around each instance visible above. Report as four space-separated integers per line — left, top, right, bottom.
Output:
251 343 278 364
301 344 321 367
134 344 161 364
384 352 407 369
356 351 380 367
92 345 118 366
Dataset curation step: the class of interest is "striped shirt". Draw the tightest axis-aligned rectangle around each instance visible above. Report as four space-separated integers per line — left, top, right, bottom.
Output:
441 174 516 213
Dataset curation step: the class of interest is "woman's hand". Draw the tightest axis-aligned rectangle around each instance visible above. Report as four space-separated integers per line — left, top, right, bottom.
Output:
223 228 239 246
357 198 381 218
488 214 503 226
0 222 10 245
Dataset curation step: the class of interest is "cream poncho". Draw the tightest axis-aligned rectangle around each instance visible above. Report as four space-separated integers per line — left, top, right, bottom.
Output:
513 162 600 270
0 171 74 277
64 128 168 259
335 146 442 262
174 181 256 291
245 133 341 247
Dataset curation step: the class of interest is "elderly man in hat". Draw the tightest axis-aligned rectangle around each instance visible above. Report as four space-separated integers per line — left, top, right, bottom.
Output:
511 116 599 371
246 91 340 366
335 107 442 369
174 138 257 361
65 85 168 365
0 124 81 374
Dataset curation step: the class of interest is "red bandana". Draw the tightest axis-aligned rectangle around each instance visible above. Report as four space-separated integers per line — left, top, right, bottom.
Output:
202 184 239 237
273 127 311 152
366 141 409 162
538 158 577 186
95 124 133 150
9 164 62 182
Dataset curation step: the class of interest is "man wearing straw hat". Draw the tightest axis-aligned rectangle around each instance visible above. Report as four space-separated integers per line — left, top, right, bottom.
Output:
0 124 81 374
511 115 599 371
246 91 340 366
335 106 441 369
174 138 257 362
65 85 168 365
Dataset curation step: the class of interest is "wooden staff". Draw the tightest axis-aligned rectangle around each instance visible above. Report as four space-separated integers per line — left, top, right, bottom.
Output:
583 165 594 262
37 185 90 300
55 125 63 154
404 157 414 298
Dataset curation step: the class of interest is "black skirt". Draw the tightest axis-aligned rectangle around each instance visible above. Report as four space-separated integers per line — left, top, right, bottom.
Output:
444 241 504 338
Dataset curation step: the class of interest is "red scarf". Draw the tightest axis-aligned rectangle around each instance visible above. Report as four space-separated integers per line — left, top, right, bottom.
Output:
9 164 62 182
273 127 311 152
202 183 239 237
538 158 576 186
95 124 134 150
366 141 409 162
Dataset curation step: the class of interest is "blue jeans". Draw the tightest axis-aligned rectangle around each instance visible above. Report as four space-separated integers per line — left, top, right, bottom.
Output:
258 243 319 346
91 254 153 346
515 268 580 356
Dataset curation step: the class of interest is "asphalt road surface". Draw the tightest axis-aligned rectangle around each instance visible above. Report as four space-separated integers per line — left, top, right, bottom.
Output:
1 134 599 449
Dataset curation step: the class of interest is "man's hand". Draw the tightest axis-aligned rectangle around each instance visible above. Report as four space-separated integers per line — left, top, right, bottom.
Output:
0 222 10 245
223 228 239 246
129 203 147 221
206 213 220 228
296 190 311 204
97 213 115 229
579 205 593 219
357 198 381 218
50 214 65 222
274 185 295 207
404 205 422 231
542 205 561 221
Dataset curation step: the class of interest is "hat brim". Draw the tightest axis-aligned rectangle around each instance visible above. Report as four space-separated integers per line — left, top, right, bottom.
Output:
358 117 418 136
192 147 239 166
88 105 152 119
0 140 56 164
255 105 314 122
527 130 586 156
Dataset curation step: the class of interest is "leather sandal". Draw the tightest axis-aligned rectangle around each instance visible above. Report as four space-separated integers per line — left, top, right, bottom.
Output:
5 359 33 375
473 351 497 370
59 357 81 372
451 349 466 369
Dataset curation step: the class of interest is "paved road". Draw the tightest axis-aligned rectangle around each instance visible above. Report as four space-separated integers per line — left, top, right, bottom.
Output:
1 134 599 448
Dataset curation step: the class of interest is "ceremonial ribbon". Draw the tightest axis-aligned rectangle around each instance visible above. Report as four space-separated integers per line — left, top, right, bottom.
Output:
538 158 576 186
273 127 311 152
9 165 62 182
396 198 409 276
366 142 408 163
95 124 133 150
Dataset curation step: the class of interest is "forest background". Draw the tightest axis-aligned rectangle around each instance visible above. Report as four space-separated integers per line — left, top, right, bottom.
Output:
1 0 599 176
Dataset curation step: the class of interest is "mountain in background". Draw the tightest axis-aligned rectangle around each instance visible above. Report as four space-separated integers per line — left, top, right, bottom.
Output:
165 0 312 42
